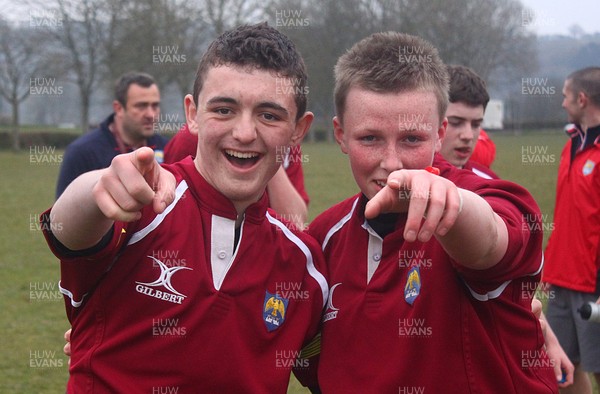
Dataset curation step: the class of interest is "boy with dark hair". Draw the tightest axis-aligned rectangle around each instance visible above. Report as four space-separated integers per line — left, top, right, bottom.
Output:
305 32 557 393
447 65 490 107
42 23 327 393
441 64 497 177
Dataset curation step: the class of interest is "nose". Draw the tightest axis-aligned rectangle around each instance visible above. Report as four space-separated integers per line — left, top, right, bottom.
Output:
146 104 159 121
459 124 475 141
232 113 257 143
380 143 402 172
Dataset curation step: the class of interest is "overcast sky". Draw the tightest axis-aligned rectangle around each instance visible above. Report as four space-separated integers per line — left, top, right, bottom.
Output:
520 0 600 36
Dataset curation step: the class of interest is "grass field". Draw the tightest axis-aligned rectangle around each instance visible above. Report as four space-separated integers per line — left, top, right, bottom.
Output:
1 132 597 393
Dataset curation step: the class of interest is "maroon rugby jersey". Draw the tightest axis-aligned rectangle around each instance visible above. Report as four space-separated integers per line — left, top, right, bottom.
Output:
463 158 499 179
42 157 328 393
307 155 557 393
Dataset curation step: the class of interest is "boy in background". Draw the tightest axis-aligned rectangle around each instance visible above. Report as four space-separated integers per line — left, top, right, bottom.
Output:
441 63 573 387
441 64 497 179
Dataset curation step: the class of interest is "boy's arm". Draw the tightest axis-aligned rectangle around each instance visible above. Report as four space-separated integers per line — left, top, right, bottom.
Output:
266 165 308 229
51 147 176 250
365 169 507 270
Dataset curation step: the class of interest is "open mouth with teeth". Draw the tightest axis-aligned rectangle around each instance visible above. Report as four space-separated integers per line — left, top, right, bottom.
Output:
224 149 261 169
375 180 387 189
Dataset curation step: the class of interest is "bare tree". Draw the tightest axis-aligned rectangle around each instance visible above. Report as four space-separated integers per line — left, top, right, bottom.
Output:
100 0 272 107
37 0 108 132
204 0 264 35
371 0 537 81
0 18 63 150
275 0 538 139
101 0 209 98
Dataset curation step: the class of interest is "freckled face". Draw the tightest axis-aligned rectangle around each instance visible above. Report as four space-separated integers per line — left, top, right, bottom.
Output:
335 87 446 200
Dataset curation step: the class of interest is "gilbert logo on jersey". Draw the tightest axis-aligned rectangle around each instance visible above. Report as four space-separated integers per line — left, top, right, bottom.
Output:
135 256 192 304
263 291 289 332
322 283 341 322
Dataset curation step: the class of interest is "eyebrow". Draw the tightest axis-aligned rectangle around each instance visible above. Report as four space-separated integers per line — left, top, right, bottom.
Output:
207 96 238 106
257 102 289 117
447 115 483 122
132 100 160 106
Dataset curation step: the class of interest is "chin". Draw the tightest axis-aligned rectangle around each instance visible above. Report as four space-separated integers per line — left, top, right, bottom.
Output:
363 189 377 201
227 183 265 204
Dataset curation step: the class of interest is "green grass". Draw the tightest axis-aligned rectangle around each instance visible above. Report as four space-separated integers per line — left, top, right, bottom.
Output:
302 142 358 220
0 125 80 134
0 151 69 393
1 135 597 393
490 129 563 247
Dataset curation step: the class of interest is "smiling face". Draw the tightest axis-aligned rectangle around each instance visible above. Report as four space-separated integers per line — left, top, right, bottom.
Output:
439 101 484 168
335 87 446 200
185 65 311 213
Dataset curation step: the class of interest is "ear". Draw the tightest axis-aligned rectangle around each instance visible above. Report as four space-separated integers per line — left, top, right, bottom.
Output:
184 94 199 135
578 91 588 108
333 116 348 154
290 111 314 146
113 100 124 115
434 117 448 153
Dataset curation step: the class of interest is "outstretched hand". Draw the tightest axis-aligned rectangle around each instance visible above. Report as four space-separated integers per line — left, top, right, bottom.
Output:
92 147 176 222
365 169 462 242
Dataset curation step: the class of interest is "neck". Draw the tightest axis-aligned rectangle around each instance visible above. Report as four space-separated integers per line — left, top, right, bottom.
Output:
581 110 600 132
111 121 145 149
193 157 260 228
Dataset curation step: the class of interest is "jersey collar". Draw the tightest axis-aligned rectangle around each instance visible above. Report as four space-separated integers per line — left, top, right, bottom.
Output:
568 124 600 160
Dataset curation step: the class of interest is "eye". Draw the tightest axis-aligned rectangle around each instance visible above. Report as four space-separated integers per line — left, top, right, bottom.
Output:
215 108 232 116
261 112 280 121
359 135 377 143
404 135 421 144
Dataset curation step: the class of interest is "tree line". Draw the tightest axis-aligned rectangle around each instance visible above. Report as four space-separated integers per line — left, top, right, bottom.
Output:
0 0 536 150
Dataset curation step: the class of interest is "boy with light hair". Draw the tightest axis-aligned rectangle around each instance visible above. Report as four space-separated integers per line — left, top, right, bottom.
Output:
303 32 557 393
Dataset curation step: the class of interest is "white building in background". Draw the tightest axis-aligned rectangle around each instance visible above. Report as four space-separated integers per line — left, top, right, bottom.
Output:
483 99 504 130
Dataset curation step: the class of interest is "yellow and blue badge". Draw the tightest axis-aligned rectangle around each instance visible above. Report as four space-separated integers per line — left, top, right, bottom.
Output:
404 266 421 305
583 160 595 176
154 149 164 164
263 291 289 332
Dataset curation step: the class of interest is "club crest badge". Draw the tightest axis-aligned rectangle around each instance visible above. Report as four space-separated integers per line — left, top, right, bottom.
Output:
154 149 165 164
583 160 595 176
404 266 421 306
263 291 289 332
